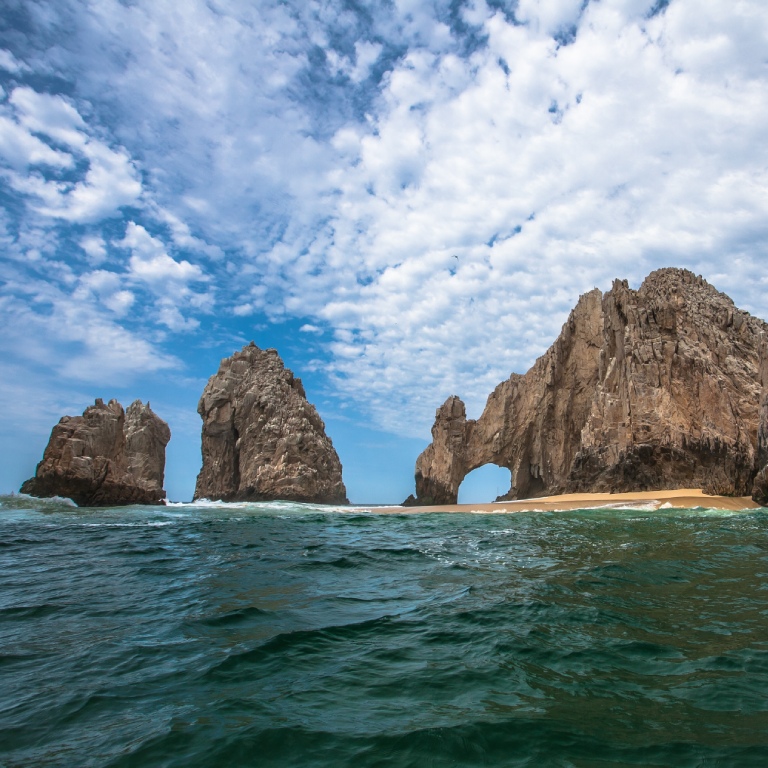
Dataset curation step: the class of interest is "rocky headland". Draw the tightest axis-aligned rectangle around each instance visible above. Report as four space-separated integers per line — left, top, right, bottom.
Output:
406 268 768 505
21 399 171 506
194 342 348 504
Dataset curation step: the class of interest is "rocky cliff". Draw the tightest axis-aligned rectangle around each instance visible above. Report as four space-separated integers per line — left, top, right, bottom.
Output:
751 339 768 504
194 343 348 504
21 399 171 506
407 268 768 504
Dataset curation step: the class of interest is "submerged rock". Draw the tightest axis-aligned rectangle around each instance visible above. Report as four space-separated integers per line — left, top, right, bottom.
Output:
194 343 348 504
21 399 171 506
409 268 768 504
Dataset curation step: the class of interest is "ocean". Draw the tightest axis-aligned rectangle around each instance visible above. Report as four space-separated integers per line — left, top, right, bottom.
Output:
1 495 767 767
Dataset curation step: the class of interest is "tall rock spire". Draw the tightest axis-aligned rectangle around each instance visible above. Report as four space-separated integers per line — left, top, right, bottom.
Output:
194 344 348 504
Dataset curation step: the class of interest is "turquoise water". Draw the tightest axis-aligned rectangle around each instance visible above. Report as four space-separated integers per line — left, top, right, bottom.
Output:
1 495 768 767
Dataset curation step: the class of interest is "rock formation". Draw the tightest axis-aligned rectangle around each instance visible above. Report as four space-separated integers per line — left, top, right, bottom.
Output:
194 343 348 504
21 399 171 506
407 268 768 505
751 339 768 504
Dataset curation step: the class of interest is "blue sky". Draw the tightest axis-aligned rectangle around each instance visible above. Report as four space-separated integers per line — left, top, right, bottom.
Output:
1 0 767 503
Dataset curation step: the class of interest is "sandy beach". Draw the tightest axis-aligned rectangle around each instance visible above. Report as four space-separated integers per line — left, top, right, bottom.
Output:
372 489 762 514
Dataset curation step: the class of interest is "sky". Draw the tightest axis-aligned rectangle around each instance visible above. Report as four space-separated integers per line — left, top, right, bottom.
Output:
1 0 767 504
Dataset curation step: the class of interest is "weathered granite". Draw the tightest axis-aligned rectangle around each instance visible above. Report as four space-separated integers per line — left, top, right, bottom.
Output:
193 343 348 504
21 399 171 506
751 338 768 504
409 268 768 504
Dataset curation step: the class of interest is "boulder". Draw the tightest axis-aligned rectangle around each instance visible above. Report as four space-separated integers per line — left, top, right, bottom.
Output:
193 343 348 504
409 268 768 503
21 399 170 506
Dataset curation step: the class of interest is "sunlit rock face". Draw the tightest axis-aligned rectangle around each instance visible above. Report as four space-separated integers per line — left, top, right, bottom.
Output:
21 399 171 506
409 268 768 504
194 343 348 504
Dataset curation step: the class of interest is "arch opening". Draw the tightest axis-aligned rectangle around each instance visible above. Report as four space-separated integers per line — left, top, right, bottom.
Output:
457 464 512 504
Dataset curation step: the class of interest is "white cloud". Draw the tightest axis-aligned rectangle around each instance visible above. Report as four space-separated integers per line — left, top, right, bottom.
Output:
10 87 87 148
515 0 585 36
56 141 142 222
232 303 254 317
327 40 383 83
3 0 768 446
0 87 141 223
0 49 28 74
76 269 136 316
80 235 107 265
151 205 225 261
128 248 202 283
79 269 121 294
103 290 136 315
116 222 212 331
0 278 177 386
157 303 200 332
0 115 73 170
300 0 768 434
0 86 142 222
121 222 205 285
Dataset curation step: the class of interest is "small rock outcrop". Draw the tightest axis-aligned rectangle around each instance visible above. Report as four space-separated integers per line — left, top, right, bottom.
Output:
194 343 348 504
21 399 171 506
409 268 768 504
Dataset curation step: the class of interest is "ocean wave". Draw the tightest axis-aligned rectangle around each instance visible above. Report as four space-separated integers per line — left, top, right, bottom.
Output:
167 498 363 514
0 492 78 510
4 498 768 768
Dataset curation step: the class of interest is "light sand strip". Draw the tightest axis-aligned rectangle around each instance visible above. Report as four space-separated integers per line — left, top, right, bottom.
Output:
363 489 761 514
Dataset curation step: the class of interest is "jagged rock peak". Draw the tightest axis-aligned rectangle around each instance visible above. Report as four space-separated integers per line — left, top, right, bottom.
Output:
193 343 348 504
408 267 768 504
21 398 171 507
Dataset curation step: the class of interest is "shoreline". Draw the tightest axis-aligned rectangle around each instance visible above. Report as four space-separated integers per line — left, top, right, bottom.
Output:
367 489 762 514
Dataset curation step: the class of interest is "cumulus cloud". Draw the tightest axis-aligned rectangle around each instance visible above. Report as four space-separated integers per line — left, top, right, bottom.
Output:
10 87 87 147
76 269 135 316
0 86 142 222
115 222 212 331
121 222 205 285
80 235 107 265
0 116 73 169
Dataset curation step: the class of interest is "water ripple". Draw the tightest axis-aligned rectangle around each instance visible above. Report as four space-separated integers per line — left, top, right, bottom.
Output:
2 497 768 766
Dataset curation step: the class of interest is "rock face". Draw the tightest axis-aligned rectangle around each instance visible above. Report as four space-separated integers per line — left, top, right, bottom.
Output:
751 340 768 504
21 399 171 506
408 268 768 504
194 343 348 504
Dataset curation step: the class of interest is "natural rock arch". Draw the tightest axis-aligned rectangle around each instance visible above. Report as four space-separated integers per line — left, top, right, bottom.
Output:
407 269 768 505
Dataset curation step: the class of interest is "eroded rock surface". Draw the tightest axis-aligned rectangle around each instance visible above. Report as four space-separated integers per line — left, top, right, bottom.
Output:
194 343 348 504
409 268 768 504
21 399 171 506
751 339 768 505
